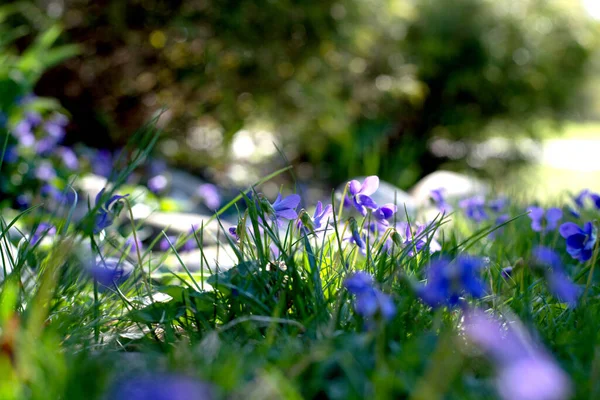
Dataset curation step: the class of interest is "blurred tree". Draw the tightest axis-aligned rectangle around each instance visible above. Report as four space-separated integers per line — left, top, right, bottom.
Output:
10 0 597 187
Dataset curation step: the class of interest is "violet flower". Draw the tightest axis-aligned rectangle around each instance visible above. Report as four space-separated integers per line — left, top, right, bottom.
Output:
93 189 129 234
148 174 168 194
29 223 57 246
372 203 397 229
35 161 57 182
527 207 562 233
344 271 396 321
196 183 221 210
459 196 488 223
400 222 441 256
269 193 301 221
107 374 214 400
90 256 134 288
559 222 596 262
418 255 486 308
58 147 79 170
348 176 379 216
463 309 572 400
430 188 452 212
533 246 581 306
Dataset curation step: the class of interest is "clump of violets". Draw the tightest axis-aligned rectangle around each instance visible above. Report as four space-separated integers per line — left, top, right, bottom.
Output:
418 255 486 308
532 246 581 307
527 206 562 233
559 221 597 263
347 176 379 216
464 309 572 400
344 271 396 322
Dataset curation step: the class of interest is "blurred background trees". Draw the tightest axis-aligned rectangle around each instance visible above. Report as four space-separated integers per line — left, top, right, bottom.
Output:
2 0 599 189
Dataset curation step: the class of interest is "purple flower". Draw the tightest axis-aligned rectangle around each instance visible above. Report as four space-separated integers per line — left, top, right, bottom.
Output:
3 146 18 163
348 176 379 216
400 222 441 256
559 222 596 262
418 255 486 308
459 196 488 223
35 137 59 155
372 203 397 229
58 147 79 170
29 223 57 246
527 207 562 233
43 113 68 141
228 227 239 241
463 309 572 400
488 214 510 239
90 257 134 288
496 356 571 400
13 112 42 139
148 175 168 194
430 188 452 212
533 246 582 306
297 201 333 232
35 161 57 182
574 189 590 208
159 235 177 251
488 196 509 213
93 189 129 234
92 150 113 177
125 236 143 255
196 183 221 210
107 374 214 400
270 193 301 220
344 272 396 321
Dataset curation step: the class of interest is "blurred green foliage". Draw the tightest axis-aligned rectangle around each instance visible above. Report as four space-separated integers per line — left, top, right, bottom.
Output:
5 0 599 187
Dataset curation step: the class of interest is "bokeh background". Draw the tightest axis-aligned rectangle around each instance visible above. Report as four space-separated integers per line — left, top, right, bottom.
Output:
2 0 600 199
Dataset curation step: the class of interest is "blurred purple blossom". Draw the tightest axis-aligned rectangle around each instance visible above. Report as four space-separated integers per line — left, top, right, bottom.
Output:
527 207 562 233
533 246 581 306
196 183 221 210
30 223 57 246
148 174 168 194
43 113 68 141
35 161 57 181
92 150 113 177
344 271 396 321
107 374 214 400
399 222 441 256
418 255 486 308
430 188 452 212
459 196 488 222
58 147 79 170
90 256 134 288
463 309 572 400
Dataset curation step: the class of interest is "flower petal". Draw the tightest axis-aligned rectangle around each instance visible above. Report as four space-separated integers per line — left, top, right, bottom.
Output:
559 222 582 239
358 176 379 196
272 194 301 212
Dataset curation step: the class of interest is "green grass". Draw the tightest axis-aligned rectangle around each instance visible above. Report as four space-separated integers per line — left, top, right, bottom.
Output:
1 158 600 399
